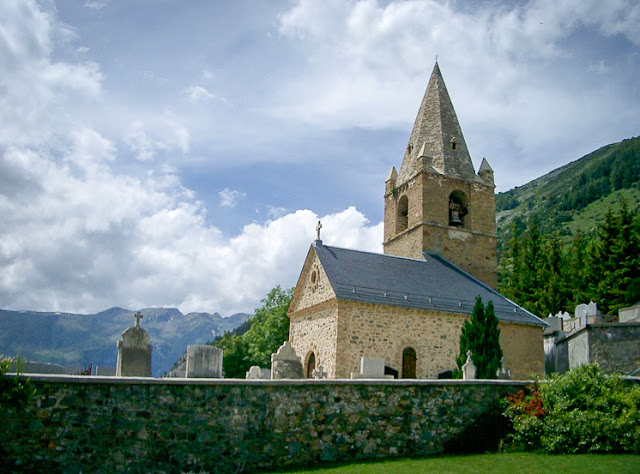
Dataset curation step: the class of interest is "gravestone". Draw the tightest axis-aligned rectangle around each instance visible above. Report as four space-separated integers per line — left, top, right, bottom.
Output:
185 345 223 378
462 350 476 380
270 341 304 379
351 357 393 379
245 365 270 380
554 311 571 320
575 301 598 322
95 366 116 376
496 357 511 380
116 312 152 377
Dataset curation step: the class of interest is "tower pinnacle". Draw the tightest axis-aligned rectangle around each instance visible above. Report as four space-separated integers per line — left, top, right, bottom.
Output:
397 62 476 185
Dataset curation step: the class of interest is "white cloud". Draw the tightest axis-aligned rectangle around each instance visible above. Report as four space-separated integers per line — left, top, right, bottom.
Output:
0 135 382 314
274 0 640 189
0 0 103 148
275 0 640 128
267 206 288 219
84 0 110 10
218 188 247 208
124 120 155 161
184 85 215 103
124 114 190 161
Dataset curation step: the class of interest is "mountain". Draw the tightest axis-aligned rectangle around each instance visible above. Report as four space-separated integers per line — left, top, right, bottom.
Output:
496 136 640 245
0 307 249 377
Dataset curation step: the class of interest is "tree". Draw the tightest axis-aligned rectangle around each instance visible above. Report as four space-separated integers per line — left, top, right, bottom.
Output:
454 296 503 379
215 286 293 378
591 200 640 314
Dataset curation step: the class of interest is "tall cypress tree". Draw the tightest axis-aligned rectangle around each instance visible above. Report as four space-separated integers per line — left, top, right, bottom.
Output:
455 296 503 379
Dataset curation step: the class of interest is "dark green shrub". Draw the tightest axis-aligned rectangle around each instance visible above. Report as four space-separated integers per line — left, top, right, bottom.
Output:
0 355 36 409
503 364 640 454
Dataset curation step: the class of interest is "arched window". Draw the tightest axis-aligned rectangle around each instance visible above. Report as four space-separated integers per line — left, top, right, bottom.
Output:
306 352 316 378
397 195 408 232
402 347 417 379
448 190 468 227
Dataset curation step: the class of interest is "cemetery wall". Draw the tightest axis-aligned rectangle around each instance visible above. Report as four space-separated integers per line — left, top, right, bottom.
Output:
585 323 640 374
2 375 527 473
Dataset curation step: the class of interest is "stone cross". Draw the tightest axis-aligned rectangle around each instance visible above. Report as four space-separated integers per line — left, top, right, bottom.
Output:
316 220 322 240
134 311 143 328
312 365 327 379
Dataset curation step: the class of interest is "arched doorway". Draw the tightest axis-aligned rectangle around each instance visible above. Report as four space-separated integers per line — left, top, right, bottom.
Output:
306 352 316 378
402 347 417 379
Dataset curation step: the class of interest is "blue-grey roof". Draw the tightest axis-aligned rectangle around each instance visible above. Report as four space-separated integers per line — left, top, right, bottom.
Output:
313 242 546 327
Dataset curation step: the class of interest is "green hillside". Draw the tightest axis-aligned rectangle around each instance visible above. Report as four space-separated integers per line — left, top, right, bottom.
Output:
495 136 640 317
497 136 640 243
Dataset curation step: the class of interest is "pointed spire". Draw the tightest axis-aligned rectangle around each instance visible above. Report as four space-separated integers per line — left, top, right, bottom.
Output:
397 62 476 185
385 166 398 183
478 157 494 185
478 157 493 173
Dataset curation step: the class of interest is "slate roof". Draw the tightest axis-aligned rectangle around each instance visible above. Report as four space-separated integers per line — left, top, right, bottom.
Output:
313 242 546 327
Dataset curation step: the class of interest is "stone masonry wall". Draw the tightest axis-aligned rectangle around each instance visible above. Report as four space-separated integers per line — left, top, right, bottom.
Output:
588 323 640 374
289 302 339 378
289 251 336 314
383 172 497 289
334 301 544 380
1 375 527 473
498 322 545 379
336 301 464 379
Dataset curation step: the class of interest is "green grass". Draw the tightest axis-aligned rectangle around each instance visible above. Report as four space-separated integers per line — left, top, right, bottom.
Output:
272 453 640 473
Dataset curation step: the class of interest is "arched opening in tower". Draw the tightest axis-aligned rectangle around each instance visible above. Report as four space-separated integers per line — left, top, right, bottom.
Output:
448 191 468 227
397 195 408 232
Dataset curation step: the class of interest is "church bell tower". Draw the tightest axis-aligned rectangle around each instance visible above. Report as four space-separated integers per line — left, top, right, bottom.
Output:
383 63 497 288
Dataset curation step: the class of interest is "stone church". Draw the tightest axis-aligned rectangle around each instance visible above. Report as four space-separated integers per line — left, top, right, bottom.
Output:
287 63 546 380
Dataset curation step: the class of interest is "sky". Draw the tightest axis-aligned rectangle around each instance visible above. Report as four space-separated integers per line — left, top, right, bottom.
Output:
1 0 639 316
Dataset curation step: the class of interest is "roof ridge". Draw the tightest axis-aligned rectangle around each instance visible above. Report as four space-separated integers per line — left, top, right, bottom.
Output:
318 243 428 263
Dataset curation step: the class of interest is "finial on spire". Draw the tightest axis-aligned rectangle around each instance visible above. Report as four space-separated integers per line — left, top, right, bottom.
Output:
134 311 143 328
435 53 439 63
316 220 322 240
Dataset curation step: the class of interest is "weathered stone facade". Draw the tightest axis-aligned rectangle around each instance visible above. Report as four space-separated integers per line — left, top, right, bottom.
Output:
384 172 497 287
291 291 543 380
1 374 530 472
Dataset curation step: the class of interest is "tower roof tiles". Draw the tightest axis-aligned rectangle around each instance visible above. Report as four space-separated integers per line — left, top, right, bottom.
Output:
397 62 477 185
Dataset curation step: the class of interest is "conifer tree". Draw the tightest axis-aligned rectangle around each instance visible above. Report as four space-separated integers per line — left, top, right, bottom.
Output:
455 296 503 379
591 200 640 314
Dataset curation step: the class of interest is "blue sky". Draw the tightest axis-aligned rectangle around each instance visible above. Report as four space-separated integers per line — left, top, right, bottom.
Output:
1 0 639 316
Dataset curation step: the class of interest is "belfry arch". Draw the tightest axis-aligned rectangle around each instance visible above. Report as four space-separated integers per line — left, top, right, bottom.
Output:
448 190 467 227
396 195 408 232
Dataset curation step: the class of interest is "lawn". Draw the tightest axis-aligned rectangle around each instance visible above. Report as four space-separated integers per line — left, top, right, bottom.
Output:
272 453 640 473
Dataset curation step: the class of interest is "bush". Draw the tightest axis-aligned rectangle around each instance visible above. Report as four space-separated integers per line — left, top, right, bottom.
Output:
503 364 640 454
0 355 36 409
